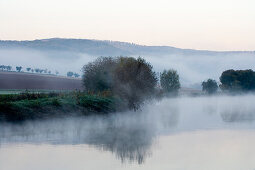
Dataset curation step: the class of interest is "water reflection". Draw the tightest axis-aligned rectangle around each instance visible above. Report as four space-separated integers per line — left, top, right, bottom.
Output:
0 112 160 163
1 95 255 165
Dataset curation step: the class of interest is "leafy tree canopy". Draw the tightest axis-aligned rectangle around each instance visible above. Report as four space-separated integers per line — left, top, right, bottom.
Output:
220 69 255 92
160 69 180 96
202 79 218 94
82 56 158 110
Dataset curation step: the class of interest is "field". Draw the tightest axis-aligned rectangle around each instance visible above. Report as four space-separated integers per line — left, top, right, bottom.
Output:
0 71 83 91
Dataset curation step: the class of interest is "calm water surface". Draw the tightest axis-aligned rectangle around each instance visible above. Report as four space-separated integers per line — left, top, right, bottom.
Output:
1 95 255 170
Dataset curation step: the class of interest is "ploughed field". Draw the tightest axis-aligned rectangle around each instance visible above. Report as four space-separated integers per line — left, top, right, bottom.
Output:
0 71 83 90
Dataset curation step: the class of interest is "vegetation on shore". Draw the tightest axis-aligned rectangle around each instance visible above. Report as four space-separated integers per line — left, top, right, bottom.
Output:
6 56 255 122
82 56 159 110
201 69 255 94
0 91 118 122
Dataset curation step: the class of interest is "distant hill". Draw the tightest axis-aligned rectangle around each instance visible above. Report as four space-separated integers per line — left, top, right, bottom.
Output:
1 38 254 57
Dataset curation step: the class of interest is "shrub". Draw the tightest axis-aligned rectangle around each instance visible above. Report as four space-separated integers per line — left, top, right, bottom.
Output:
52 98 61 106
202 79 218 94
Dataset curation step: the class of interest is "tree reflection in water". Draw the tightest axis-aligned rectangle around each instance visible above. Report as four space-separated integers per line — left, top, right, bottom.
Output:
0 110 178 164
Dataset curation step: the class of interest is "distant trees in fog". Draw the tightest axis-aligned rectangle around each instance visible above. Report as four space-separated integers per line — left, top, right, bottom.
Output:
219 69 255 92
201 69 255 94
202 79 218 94
67 71 74 77
74 73 80 77
0 65 12 71
67 71 80 78
160 69 180 96
16 66 22 72
0 64 65 77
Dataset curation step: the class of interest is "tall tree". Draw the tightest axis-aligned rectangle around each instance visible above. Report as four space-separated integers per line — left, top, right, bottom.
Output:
160 69 180 96
82 56 158 110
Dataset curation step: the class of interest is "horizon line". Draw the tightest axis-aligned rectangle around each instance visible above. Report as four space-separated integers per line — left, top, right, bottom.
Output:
0 37 255 53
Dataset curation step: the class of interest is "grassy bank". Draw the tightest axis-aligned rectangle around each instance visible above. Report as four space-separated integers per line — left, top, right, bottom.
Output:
0 91 118 122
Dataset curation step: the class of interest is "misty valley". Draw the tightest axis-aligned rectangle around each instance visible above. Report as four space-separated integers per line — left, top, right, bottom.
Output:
1 95 255 170
1 39 255 170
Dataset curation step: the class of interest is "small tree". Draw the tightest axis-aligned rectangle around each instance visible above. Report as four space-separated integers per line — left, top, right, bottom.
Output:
67 71 74 77
74 73 80 78
26 68 31 72
16 66 22 72
55 71 59 75
202 79 218 94
7 66 12 71
160 69 180 96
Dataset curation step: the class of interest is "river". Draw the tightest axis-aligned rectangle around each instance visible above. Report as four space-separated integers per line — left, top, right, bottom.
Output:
1 95 255 170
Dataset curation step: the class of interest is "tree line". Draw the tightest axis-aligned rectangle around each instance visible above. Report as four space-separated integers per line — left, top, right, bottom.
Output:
82 56 255 111
0 64 80 78
202 69 255 94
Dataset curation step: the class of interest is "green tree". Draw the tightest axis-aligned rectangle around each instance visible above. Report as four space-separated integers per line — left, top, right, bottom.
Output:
219 69 255 92
16 66 22 72
67 71 74 77
160 69 180 96
82 56 157 110
114 57 157 110
74 73 80 78
83 57 116 93
26 68 31 72
202 79 218 94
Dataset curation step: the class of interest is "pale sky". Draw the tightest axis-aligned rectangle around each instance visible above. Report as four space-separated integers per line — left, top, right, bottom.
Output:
0 0 255 51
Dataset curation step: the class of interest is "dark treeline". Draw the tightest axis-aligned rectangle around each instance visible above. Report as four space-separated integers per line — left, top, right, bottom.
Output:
202 69 255 94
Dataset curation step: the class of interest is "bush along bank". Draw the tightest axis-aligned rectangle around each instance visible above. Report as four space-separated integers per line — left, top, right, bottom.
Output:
0 91 121 122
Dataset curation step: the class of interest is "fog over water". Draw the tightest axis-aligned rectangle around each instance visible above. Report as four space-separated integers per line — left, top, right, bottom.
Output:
1 95 255 170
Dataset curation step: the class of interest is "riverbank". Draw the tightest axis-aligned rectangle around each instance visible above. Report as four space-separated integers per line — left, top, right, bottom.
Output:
0 91 118 122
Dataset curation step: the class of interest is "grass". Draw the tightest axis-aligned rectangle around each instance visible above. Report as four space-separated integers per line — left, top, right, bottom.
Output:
0 91 118 122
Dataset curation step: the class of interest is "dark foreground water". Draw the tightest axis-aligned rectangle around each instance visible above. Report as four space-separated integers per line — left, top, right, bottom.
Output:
1 95 255 170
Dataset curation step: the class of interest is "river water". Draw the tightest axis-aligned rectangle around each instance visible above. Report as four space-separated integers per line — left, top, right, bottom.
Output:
1 95 255 170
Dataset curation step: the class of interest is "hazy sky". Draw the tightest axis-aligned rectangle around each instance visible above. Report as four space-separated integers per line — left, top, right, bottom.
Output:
1 0 255 50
